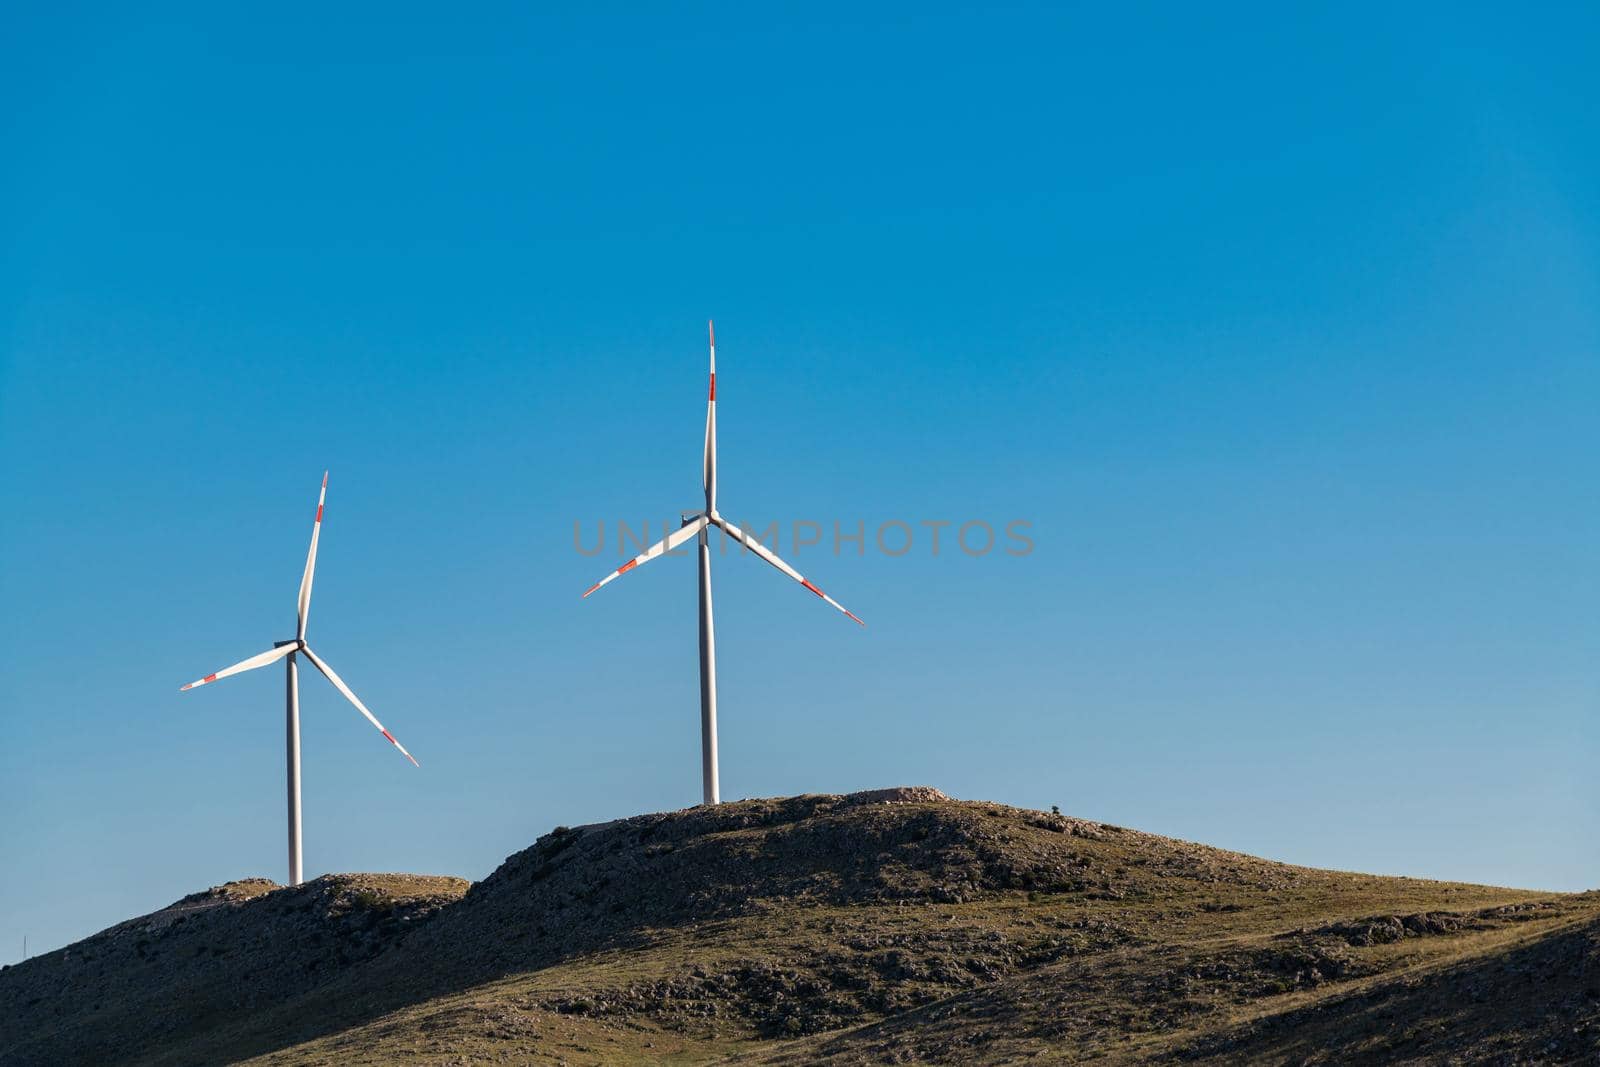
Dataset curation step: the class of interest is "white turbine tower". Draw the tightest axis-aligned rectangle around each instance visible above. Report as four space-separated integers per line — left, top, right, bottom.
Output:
582 321 863 805
179 472 418 886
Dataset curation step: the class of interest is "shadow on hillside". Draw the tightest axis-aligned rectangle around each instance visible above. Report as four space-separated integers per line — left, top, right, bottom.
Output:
1184 917 1600 1064
750 915 1600 1065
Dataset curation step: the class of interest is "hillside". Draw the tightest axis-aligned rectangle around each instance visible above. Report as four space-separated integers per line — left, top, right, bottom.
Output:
3 787 1595 1065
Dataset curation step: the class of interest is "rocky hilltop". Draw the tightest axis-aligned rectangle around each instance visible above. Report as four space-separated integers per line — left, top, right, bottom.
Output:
3 788 1595 1064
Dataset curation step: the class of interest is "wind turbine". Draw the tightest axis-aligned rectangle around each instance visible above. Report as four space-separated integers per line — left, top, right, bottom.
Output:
582 321 863 805
179 473 417 886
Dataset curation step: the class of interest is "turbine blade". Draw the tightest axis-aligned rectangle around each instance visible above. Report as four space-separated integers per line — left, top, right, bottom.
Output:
179 644 295 691
711 517 865 626
583 516 708 598
703 319 716 513
296 472 328 640
300 646 419 767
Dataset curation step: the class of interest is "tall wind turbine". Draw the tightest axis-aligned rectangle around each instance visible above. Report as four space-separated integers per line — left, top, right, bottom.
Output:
582 322 863 805
179 473 417 885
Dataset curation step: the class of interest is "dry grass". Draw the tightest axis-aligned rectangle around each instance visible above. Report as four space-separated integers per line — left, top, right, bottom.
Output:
5 790 1594 1065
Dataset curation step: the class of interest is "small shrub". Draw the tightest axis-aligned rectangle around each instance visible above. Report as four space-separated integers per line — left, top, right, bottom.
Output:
350 889 392 913
542 830 579 859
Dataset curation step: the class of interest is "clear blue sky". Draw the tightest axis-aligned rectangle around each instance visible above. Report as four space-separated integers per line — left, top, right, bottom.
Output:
3 4 1596 957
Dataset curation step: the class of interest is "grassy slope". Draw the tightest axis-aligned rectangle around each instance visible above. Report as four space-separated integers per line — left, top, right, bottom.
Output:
5 790 1595 1065
0 874 470 1066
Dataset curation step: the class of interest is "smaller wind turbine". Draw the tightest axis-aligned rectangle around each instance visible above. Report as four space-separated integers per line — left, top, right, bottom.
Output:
179 473 417 886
